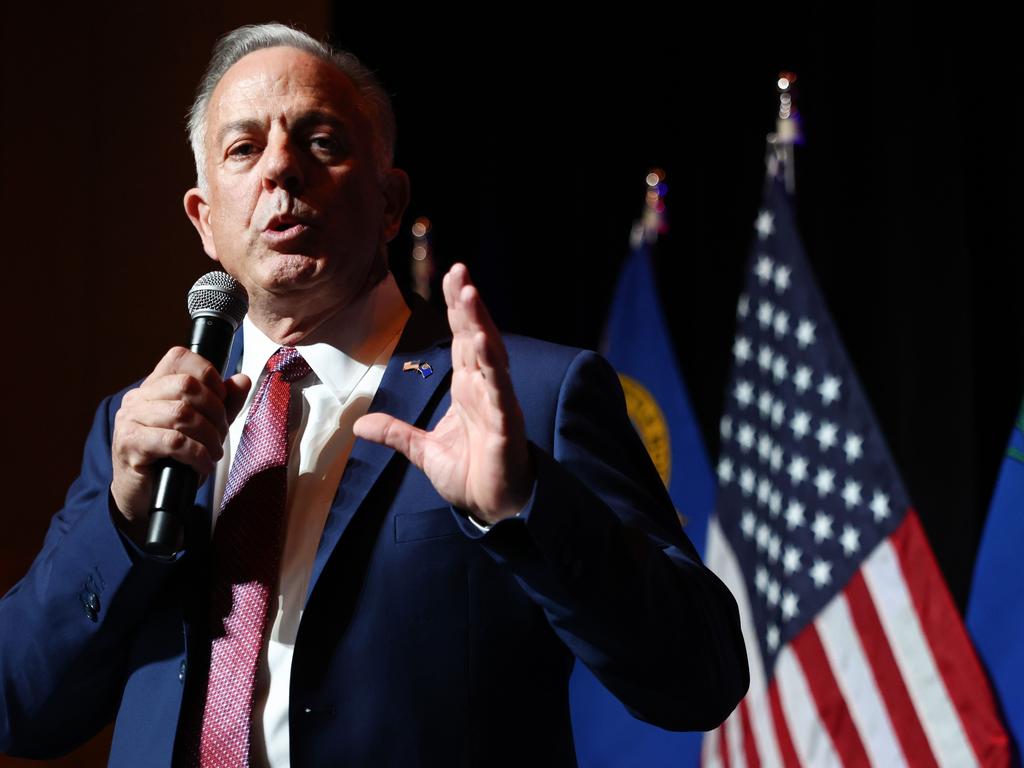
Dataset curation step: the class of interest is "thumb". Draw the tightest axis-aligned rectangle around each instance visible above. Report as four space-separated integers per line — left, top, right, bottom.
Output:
224 373 252 423
354 413 427 470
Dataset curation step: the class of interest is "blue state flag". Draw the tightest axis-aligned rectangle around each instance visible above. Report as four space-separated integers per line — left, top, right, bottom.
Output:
968 398 1024 763
570 243 716 767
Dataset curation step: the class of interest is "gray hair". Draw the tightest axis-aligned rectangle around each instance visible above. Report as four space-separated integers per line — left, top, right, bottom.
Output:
187 23 396 188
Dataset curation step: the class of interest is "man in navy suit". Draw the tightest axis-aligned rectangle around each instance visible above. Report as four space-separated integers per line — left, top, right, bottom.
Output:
0 23 747 766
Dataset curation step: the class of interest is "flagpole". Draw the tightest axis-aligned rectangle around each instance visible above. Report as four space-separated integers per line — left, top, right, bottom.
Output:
633 168 668 249
767 72 802 193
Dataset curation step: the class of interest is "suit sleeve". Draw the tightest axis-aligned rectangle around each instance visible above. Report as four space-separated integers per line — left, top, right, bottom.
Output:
0 394 176 758
455 349 749 731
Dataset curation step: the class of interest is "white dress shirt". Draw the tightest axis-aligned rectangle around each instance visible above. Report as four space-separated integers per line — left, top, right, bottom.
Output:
210 274 410 768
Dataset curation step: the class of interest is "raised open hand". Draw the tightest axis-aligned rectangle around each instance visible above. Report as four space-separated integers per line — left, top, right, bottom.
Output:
353 263 534 524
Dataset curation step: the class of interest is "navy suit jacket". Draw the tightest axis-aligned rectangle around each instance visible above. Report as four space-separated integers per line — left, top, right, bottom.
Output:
0 298 747 766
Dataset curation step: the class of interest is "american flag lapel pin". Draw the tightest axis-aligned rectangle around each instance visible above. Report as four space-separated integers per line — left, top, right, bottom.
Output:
403 360 433 379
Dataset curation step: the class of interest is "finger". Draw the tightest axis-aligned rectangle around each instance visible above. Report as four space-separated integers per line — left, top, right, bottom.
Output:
444 264 475 369
115 422 219 476
121 400 226 460
144 346 227 400
459 284 508 370
224 373 253 423
136 373 232 434
473 331 514 411
353 413 429 471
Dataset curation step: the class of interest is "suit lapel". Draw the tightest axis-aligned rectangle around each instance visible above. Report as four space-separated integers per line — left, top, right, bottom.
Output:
306 296 452 601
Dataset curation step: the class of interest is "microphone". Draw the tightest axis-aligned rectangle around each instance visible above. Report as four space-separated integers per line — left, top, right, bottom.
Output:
144 271 248 558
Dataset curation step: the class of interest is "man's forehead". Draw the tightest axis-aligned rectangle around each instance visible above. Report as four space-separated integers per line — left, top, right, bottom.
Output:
208 46 362 124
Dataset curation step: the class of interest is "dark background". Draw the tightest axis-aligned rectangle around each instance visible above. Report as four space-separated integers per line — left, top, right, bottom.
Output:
2 3 1020 765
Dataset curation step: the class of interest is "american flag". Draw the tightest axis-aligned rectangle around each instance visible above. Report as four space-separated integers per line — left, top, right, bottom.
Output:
702 166 1009 767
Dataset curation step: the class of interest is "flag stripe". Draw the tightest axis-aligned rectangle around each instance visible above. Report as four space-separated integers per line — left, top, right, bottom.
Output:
721 711 733 768
844 570 939 768
790 624 871 767
862 528 977 768
767 683 802 768
893 512 1010 767
816 593 907 767
726 708 747 768
775 647 842 768
705 520 784 768
739 700 762 768
704 723 724 768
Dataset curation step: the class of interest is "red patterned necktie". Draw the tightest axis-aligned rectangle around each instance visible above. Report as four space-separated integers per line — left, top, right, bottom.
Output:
182 346 311 767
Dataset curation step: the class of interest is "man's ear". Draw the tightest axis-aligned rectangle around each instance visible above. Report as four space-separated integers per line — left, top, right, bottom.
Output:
379 168 411 243
184 187 219 261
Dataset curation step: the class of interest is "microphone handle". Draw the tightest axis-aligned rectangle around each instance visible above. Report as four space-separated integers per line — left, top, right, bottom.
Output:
144 317 236 558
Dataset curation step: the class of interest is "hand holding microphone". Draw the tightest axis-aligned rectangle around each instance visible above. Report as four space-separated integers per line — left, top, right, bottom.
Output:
110 272 249 557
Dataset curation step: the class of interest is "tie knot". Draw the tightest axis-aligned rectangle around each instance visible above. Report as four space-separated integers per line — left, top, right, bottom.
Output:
267 347 312 382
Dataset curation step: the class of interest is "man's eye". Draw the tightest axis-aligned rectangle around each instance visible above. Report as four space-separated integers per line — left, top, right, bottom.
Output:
310 136 341 154
227 142 258 158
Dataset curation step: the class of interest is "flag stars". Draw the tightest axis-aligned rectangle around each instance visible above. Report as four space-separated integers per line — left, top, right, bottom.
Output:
767 579 781 607
812 512 834 543
788 455 809 485
783 545 802 575
810 558 833 588
735 380 754 408
737 294 750 319
796 318 817 348
770 445 785 473
785 500 806 530
758 345 774 372
816 421 839 452
757 434 773 462
840 525 861 556
773 265 792 293
773 310 790 338
814 467 836 497
740 467 756 496
781 590 800 621
772 355 789 384
717 457 734 485
766 624 780 652
733 337 752 364
794 366 813 394
870 491 891 522
756 522 771 550
819 375 842 406
844 433 863 463
757 477 772 506
790 410 811 439
771 401 786 428
756 566 770 594
769 489 783 517
841 480 863 509
737 423 755 452
755 210 775 240
756 255 775 284
768 534 782 563
757 301 775 329
740 509 756 539
720 415 733 441
758 391 774 419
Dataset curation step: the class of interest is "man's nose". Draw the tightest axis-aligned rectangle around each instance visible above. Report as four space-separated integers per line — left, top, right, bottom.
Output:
261 139 304 193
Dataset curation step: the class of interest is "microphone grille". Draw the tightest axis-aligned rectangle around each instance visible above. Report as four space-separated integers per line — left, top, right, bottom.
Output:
187 271 248 329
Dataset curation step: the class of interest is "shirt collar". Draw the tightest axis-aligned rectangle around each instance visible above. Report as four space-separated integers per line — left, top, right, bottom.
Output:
240 273 411 404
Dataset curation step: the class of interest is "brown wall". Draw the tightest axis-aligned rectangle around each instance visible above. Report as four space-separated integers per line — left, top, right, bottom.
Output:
0 3 329 764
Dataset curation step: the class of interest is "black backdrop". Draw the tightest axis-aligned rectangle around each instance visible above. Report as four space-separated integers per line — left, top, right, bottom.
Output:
334 13 1023 610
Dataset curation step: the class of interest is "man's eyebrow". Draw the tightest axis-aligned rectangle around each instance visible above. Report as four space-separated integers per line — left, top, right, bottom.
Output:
215 119 263 147
291 110 349 135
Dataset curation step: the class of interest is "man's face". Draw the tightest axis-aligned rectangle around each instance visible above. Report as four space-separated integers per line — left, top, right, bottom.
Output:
185 46 407 319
